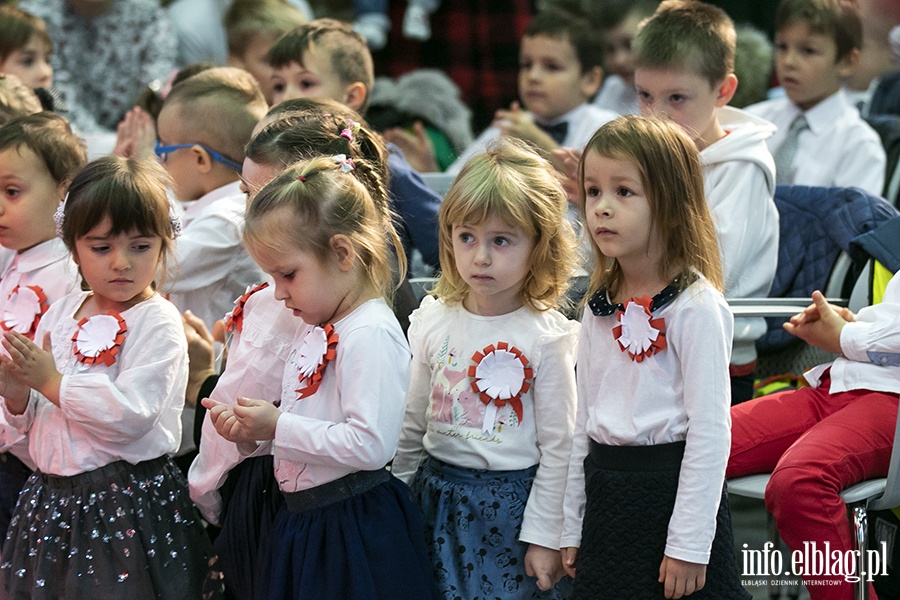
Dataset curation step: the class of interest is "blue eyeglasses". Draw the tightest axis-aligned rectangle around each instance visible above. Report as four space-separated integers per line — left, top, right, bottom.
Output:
154 141 243 173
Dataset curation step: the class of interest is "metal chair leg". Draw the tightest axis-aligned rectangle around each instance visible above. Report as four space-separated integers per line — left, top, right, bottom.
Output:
853 506 869 600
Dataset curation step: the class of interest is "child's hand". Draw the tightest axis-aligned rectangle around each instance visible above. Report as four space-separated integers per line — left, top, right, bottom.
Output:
383 121 439 173
525 544 565 591
1 331 61 405
183 310 216 406
659 556 706 599
493 102 556 151
561 546 578 579
0 357 32 414
550 147 583 203
783 290 854 355
113 107 156 159
203 396 280 443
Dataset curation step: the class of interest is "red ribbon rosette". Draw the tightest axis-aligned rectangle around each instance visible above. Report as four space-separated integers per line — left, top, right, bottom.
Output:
612 296 667 362
72 312 127 367
1 285 48 339
224 282 270 333
295 324 339 399
468 342 533 434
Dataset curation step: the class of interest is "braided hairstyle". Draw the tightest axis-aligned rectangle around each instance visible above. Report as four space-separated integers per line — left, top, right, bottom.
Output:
243 155 404 301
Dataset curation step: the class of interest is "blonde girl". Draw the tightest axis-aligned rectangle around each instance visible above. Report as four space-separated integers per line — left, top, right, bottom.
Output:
392 137 580 599
560 115 748 599
203 156 435 600
0 156 216 599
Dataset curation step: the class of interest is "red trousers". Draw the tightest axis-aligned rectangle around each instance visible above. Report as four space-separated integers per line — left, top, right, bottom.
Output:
728 378 898 600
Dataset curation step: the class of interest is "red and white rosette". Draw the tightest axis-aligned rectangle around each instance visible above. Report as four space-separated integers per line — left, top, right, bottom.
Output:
468 342 533 434
1 285 48 339
72 312 127 367
295 324 339 399
612 296 667 362
224 282 269 333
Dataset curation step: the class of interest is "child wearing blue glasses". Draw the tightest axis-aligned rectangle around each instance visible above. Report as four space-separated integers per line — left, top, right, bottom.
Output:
154 66 268 472
155 66 267 333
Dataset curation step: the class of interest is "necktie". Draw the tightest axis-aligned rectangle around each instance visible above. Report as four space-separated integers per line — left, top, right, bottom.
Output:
537 121 569 145
773 115 808 185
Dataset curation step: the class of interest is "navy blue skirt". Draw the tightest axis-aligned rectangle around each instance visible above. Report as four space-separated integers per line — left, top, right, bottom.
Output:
0 456 219 600
412 455 573 600
0 453 30 541
214 454 282 600
256 469 436 600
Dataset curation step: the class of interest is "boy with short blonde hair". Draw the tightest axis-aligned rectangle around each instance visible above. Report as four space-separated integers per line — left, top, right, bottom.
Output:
224 0 307 104
634 0 780 403
746 0 886 195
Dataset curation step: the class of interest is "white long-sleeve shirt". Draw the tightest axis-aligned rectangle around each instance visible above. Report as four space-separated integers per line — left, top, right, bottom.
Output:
392 296 579 549
561 277 733 564
1 292 187 476
167 181 265 330
746 90 886 196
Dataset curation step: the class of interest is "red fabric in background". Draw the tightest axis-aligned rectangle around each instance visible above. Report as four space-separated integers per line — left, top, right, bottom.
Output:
373 0 534 132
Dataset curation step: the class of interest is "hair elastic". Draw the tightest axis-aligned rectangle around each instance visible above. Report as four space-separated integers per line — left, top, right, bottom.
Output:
53 196 66 238
339 119 361 141
297 174 307 182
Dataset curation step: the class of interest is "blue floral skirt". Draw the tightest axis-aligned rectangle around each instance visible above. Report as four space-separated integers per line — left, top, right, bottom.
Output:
411 454 572 600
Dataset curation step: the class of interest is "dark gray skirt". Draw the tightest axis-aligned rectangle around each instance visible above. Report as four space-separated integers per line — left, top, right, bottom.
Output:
0 456 217 600
572 441 750 600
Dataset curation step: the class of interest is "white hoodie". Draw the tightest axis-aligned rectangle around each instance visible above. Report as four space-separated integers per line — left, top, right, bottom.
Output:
701 106 780 366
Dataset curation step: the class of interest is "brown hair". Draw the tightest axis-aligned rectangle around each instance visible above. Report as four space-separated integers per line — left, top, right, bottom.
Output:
633 0 736 87
267 19 374 112
0 6 51 64
0 112 86 184
162 66 268 165
578 115 722 299
61 157 177 285
775 0 862 61
435 137 578 311
524 10 604 73
244 156 404 300
224 0 307 57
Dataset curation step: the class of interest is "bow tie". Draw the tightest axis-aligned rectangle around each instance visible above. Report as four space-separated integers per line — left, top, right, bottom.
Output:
536 120 568 145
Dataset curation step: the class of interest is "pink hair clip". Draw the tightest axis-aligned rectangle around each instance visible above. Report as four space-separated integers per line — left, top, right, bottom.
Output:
333 154 355 173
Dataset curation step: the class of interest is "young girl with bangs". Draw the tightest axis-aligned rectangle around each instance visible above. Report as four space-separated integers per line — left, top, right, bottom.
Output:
560 115 748 599
392 137 580 599
0 156 216 599
203 155 435 600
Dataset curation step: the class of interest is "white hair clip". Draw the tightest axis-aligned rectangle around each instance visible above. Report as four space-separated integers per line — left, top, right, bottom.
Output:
333 154 356 173
169 200 183 239
53 195 67 238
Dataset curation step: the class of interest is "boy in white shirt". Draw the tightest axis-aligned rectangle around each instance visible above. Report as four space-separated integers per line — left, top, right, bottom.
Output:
746 0 886 196
155 67 268 331
633 0 780 403
448 10 618 175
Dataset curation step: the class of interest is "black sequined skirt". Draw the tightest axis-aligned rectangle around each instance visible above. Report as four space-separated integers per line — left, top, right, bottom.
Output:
0 456 217 600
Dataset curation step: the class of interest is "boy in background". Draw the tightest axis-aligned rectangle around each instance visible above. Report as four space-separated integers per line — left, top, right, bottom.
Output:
224 0 307 105
448 9 617 175
746 0 886 195
590 0 659 116
155 66 267 332
634 0 780 403
268 18 442 273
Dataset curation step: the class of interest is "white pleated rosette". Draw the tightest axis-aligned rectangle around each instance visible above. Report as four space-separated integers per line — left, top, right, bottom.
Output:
1 285 47 336
294 324 338 399
468 342 532 434
612 296 666 362
72 313 127 367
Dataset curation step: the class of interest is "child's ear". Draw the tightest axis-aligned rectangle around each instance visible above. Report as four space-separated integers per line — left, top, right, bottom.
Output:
715 73 738 108
580 66 604 100
192 145 215 174
836 48 860 79
343 82 368 113
329 234 357 272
